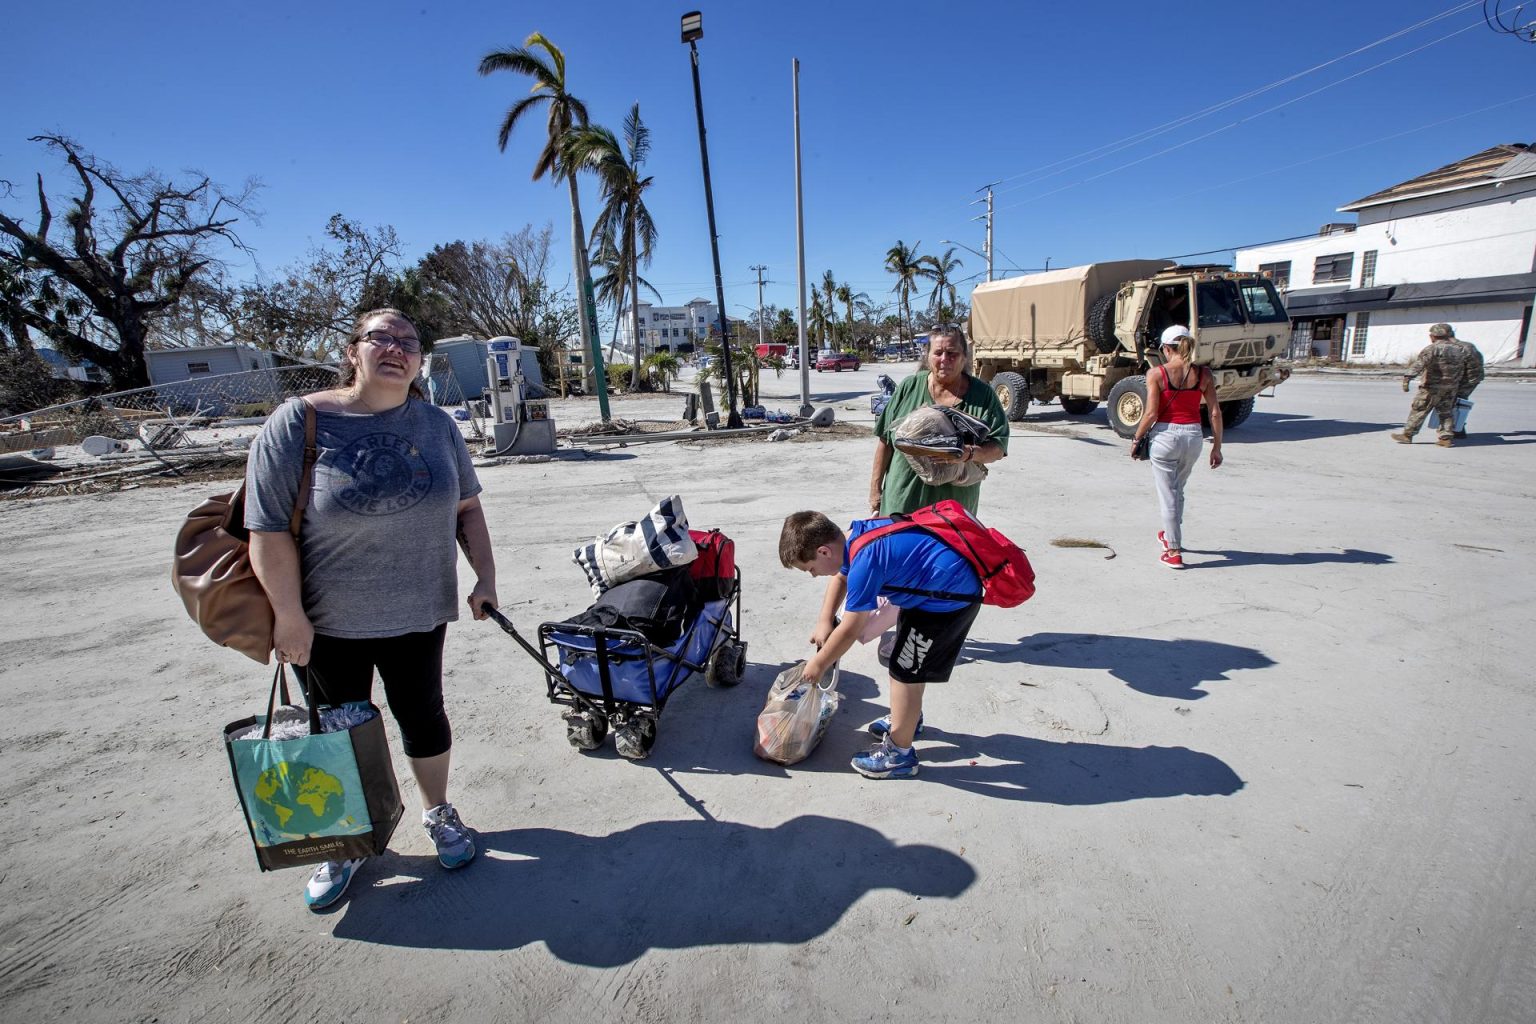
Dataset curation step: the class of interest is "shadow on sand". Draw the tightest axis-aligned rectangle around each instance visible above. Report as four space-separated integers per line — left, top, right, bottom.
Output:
966 632 1274 700
331 815 976 963
1179 547 1393 569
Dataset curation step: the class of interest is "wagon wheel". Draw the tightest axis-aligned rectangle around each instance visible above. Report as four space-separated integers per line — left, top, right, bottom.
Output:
614 716 657 760
706 641 747 688
563 710 608 751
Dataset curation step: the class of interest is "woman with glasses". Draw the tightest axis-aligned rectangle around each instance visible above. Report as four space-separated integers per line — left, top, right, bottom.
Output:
867 325 1009 517
246 307 499 911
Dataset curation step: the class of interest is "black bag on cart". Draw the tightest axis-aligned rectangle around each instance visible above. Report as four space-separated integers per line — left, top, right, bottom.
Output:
223 667 403 871
562 566 697 646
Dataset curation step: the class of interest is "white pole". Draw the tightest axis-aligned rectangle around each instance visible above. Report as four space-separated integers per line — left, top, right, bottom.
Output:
793 57 811 417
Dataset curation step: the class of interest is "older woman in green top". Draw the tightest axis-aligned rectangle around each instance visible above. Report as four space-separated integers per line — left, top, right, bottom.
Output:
868 326 1009 515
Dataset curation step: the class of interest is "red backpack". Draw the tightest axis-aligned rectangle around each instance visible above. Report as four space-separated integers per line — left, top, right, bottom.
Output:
688 528 737 601
848 500 1035 608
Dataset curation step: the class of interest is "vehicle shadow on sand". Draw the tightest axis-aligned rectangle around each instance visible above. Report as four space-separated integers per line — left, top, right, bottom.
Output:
966 631 1274 700
330 815 976 963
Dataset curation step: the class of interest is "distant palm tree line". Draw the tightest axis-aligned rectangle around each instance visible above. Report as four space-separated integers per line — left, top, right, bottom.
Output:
480 31 966 395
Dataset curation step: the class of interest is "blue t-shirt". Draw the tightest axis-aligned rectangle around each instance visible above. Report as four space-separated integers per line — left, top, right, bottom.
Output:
842 518 981 614
245 396 482 639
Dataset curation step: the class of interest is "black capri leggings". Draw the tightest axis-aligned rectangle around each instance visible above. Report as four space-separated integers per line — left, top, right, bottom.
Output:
295 624 452 759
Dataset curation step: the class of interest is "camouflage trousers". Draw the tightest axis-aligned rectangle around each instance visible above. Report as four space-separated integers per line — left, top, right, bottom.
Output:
1403 387 1458 440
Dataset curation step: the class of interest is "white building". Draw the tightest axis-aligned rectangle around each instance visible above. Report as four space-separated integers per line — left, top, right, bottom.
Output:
615 297 719 357
1236 143 1536 365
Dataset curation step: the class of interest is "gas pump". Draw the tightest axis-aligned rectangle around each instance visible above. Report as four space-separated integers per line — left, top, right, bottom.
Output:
485 337 556 455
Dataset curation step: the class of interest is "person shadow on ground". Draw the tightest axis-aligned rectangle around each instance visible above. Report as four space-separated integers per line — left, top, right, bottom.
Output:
965 632 1275 700
330 814 976 963
1176 548 1393 569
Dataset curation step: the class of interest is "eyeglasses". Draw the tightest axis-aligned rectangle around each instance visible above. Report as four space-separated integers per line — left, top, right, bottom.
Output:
361 331 422 354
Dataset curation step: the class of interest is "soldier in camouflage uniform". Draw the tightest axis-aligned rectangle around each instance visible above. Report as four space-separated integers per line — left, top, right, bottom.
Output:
1391 323 1470 447
1443 325 1485 438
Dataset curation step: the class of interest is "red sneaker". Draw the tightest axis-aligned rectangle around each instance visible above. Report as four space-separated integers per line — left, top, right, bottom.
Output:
1158 530 1169 551
1160 549 1184 569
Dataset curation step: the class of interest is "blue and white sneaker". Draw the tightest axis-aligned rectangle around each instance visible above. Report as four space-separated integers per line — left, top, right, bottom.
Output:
304 857 365 911
867 712 924 740
851 738 920 779
424 803 476 869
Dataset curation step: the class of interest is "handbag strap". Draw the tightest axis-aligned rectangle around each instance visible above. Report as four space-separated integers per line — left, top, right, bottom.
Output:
287 399 317 537
262 665 294 738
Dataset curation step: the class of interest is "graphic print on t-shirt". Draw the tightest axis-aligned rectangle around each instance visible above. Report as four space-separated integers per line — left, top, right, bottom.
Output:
331 432 434 516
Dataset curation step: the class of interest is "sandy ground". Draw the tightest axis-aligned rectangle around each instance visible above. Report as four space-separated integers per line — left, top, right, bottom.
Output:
1 365 1534 1023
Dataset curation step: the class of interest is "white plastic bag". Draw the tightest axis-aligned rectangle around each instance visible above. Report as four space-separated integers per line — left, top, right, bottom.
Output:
753 661 840 766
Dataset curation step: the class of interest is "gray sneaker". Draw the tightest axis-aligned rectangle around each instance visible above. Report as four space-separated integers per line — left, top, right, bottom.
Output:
423 803 476 869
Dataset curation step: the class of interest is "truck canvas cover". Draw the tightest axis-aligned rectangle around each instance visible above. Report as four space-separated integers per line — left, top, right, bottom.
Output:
970 260 1172 351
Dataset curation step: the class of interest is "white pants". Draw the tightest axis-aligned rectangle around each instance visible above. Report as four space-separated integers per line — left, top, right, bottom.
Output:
1149 423 1202 550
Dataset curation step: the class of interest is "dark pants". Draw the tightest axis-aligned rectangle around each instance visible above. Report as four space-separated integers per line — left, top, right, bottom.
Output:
296 624 451 759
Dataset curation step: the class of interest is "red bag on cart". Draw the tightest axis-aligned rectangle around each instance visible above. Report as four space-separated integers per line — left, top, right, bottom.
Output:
688 529 736 601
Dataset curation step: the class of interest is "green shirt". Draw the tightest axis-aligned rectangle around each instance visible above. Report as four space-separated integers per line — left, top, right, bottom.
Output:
874 371 1010 515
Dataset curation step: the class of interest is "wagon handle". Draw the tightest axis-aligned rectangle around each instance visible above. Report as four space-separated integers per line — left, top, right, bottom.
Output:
480 602 553 666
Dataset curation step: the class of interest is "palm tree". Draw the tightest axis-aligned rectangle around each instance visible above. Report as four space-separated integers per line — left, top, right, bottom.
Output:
479 32 609 416
820 269 839 348
808 295 829 350
835 281 869 353
885 240 932 347
567 104 657 389
923 247 964 320
643 350 680 392
590 222 661 362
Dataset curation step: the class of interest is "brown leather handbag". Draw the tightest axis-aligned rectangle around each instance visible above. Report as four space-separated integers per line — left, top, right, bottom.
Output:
171 401 317 663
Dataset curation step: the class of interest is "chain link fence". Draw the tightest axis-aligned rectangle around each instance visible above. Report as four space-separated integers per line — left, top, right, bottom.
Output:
0 364 341 453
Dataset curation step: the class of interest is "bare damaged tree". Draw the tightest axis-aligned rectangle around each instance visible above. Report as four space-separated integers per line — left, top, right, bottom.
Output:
234 214 401 362
0 135 258 388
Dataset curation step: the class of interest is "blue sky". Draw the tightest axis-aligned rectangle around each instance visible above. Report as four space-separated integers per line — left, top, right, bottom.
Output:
7 0 1532 324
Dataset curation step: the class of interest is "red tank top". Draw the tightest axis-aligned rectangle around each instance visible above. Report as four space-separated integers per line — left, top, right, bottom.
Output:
1156 365 1205 424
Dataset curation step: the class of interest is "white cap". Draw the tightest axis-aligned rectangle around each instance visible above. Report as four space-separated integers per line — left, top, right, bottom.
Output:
1160 324 1193 347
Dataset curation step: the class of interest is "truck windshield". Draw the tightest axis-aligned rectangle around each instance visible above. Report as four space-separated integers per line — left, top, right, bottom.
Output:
1196 280 1244 327
1238 279 1289 323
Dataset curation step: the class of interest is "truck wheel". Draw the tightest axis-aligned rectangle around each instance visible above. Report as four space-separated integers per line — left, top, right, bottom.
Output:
1060 397 1099 415
1106 376 1147 438
1220 398 1255 428
1087 295 1119 354
992 371 1031 421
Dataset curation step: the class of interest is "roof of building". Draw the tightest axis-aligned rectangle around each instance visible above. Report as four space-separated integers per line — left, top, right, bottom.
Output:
1339 143 1536 212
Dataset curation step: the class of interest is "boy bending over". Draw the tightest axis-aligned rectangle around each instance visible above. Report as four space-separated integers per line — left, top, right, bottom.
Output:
779 510 982 779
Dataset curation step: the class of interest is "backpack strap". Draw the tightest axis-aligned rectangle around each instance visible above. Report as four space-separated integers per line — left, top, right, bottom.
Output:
287 399 318 537
847 511 985 603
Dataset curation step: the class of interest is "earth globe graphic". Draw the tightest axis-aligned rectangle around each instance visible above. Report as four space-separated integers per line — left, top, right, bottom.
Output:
252 761 346 834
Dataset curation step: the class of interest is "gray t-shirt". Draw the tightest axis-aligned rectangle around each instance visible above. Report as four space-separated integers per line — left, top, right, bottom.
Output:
246 396 483 639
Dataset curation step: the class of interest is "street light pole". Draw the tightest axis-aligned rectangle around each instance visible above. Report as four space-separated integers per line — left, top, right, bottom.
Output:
792 57 811 417
681 11 742 428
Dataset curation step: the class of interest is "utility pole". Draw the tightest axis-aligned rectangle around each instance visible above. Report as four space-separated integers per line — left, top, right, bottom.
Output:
792 58 811 417
751 264 770 350
973 181 1000 283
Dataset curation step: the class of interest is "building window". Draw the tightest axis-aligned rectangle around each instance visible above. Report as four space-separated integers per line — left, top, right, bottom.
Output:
1290 319 1314 359
1260 261 1291 291
1351 312 1370 356
1313 253 1354 284
187 361 211 374
1360 250 1377 288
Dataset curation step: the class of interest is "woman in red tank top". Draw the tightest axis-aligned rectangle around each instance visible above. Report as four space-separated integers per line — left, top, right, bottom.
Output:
1129 325 1224 568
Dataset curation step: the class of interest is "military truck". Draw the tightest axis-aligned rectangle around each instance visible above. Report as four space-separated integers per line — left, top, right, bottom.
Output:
967 261 1291 437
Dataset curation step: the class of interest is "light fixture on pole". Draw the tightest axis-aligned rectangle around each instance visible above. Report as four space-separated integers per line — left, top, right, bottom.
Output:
681 10 742 428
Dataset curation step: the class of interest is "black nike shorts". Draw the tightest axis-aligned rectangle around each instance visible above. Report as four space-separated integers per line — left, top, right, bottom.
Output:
888 602 982 684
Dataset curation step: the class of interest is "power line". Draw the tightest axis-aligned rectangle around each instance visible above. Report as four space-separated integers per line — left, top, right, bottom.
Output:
1163 90 1536 204
982 0 1483 203
994 15 1487 216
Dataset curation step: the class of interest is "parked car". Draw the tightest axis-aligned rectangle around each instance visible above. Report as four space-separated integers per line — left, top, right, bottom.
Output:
815 351 861 372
